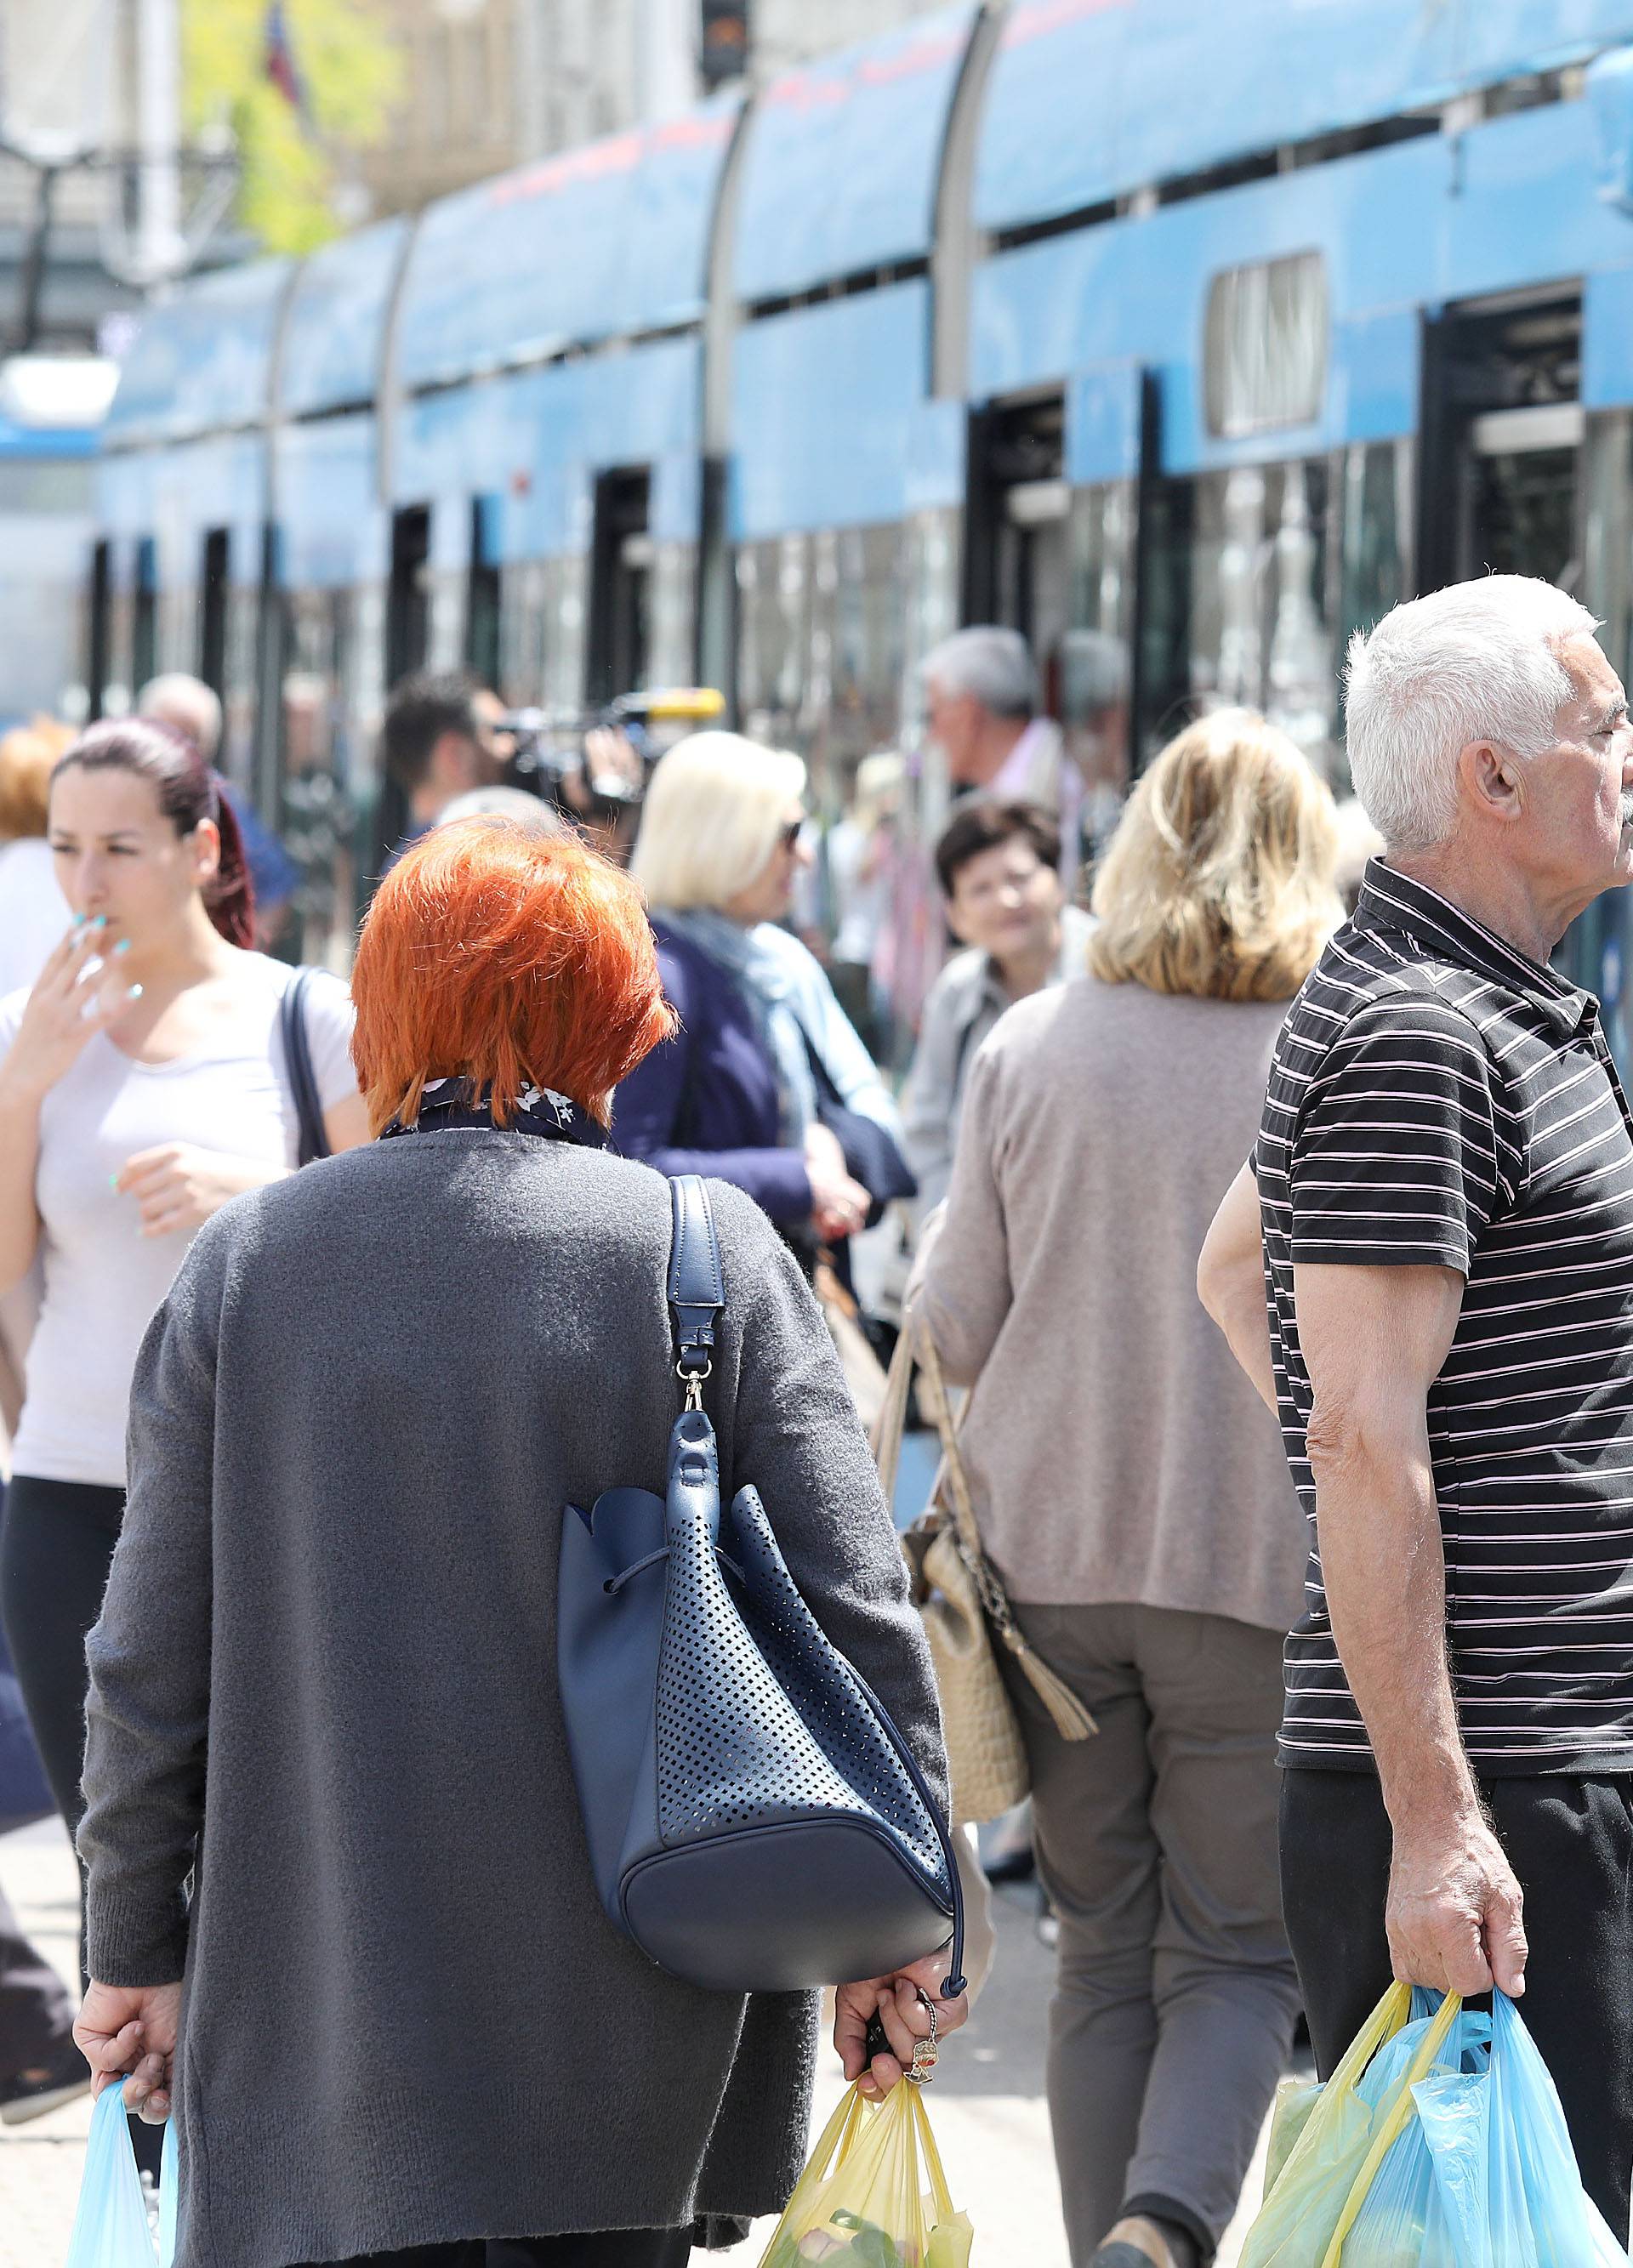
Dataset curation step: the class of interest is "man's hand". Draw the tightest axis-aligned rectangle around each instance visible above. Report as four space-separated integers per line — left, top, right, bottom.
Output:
74 1980 182 2120
834 1952 969 2098
1387 1803 1527 1998
115 1142 285 1237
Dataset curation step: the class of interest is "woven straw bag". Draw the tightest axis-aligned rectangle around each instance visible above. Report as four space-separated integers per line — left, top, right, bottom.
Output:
873 1310 1095 1827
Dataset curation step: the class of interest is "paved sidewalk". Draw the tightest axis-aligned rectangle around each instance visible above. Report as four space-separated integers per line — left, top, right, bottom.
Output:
0 1820 92 2266
0 1816 1277 2268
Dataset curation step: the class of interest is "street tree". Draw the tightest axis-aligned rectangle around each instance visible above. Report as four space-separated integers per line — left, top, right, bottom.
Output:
183 0 403 254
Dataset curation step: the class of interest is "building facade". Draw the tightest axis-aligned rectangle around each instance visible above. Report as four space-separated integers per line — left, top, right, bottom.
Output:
359 0 951 219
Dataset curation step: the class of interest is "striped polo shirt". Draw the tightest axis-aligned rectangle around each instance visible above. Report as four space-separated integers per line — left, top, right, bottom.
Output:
1257 858 1633 1774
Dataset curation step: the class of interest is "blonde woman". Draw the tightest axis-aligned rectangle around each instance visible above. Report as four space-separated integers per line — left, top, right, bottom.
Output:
913 711 1343 2268
615 730 904 1251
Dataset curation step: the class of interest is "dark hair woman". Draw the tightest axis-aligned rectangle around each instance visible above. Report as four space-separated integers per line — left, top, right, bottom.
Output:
0 719 369 1992
69 817 958 2267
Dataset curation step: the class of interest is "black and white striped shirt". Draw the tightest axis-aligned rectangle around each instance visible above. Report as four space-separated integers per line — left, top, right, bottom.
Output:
1258 859 1633 1773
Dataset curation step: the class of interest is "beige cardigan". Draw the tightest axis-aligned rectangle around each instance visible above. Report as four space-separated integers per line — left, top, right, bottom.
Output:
914 973 1308 1631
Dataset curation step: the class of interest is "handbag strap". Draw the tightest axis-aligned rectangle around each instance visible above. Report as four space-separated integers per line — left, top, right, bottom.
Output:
668 1174 725 1397
278 968 331 1168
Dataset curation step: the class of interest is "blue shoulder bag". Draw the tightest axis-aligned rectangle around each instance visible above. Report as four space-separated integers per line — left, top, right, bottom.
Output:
558 1175 965 2000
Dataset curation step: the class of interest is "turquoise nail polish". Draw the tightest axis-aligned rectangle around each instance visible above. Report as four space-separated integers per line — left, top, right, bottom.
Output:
109 1174 119 1191
92 914 107 929
113 937 131 957
127 983 144 1001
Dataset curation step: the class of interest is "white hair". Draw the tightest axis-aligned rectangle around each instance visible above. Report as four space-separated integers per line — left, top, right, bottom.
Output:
435 786 565 835
1344 577 1601 853
630 730 806 912
137 672 223 761
921 626 1037 719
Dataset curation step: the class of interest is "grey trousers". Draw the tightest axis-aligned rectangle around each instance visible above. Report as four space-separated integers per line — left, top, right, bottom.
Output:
1000 1602 1300 2266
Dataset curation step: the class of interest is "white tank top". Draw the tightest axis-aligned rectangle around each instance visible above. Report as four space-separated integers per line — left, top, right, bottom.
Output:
0 956 357 1487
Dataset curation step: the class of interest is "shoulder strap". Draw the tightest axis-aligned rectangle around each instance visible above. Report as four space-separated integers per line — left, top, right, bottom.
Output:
278 968 332 1168
668 1174 724 1386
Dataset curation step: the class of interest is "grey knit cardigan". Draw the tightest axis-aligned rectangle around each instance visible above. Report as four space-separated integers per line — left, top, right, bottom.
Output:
78 1130 948 2268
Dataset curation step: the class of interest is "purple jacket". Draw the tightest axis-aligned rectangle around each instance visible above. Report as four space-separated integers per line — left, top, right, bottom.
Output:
611 922 813 1225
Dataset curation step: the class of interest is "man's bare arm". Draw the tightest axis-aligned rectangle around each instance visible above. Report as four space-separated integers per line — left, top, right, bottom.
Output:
1198 1162 1278 1413
1296 1260 1528 1999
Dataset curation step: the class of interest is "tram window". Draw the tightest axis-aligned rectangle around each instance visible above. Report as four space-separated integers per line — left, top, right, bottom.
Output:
1063 484 1135 844
1585 412 1633 694
281 587 357 969
737 534 811 750
828 526 907 783
1136 458 1336 770
648 541 697 691
541 554 588 715
1204 253 1329 441
499 559 549 706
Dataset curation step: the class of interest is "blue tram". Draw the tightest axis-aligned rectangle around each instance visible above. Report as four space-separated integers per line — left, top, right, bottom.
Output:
83 1 1633 1038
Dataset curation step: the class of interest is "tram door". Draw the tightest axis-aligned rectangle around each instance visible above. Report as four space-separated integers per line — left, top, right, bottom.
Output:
465 497 502 693
86 538 111 720
964 393 1069 699
387 506 431 688
199 527 230 702
586 467 651 707
1418 293 1582 594
132 537 158 694
378 506 432 864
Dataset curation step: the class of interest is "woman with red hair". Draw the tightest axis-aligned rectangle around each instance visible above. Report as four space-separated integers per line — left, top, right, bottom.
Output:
0 719 367 2107
67 817 954 2268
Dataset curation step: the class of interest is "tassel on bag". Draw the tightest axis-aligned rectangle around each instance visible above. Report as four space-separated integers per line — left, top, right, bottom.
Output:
874 1306 1095 1828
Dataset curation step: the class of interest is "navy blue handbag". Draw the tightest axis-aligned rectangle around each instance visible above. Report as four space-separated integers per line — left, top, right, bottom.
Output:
558 1175 965 1999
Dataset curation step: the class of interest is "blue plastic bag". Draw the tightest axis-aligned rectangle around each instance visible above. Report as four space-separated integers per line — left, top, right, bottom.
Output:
1416 1992 1627 2268
1243 1986 1626 2268
64 2080 178 2268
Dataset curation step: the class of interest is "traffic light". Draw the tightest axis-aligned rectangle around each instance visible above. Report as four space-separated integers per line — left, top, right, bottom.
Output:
700 2 748 89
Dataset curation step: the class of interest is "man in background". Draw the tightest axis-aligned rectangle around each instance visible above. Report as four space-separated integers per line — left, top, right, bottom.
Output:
921 626 1084 890
380 670 506 838
138 674 303 945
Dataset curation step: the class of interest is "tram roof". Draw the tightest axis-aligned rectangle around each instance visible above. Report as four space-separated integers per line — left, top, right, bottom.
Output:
731 3 976 303
279 218 410 418
393 95 740 392
974 0 1633 237
103 259 293 446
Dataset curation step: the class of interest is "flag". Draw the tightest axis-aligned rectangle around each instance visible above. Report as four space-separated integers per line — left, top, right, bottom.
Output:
265 1 309 117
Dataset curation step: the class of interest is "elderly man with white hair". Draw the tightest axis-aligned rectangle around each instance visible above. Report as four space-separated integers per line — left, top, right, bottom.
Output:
137 671 223 759
1199 573 1633 2235
921 626 1082 885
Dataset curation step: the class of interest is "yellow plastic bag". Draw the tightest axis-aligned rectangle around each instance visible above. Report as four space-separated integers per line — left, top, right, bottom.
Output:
758 2079 975 2267
1238 1983 1462 2268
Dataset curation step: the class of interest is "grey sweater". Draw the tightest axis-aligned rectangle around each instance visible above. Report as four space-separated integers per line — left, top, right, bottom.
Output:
78 1132 947 2268
915 976 1308 1630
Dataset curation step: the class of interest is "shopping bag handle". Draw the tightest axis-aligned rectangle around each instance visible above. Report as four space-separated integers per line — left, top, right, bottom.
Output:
1318 1991 1463 2268
908 2082 957 2225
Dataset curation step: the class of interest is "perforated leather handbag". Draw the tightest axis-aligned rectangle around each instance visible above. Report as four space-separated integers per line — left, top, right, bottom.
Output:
557 1174 966 2000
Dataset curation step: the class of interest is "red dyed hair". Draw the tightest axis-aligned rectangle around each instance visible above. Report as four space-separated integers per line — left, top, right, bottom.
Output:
350 816 675 1134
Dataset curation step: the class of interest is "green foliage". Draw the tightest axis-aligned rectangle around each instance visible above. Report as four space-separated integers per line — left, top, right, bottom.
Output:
183 0 403 254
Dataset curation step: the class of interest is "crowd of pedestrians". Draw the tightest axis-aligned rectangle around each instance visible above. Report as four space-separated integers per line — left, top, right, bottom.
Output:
2 571 1633 2268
